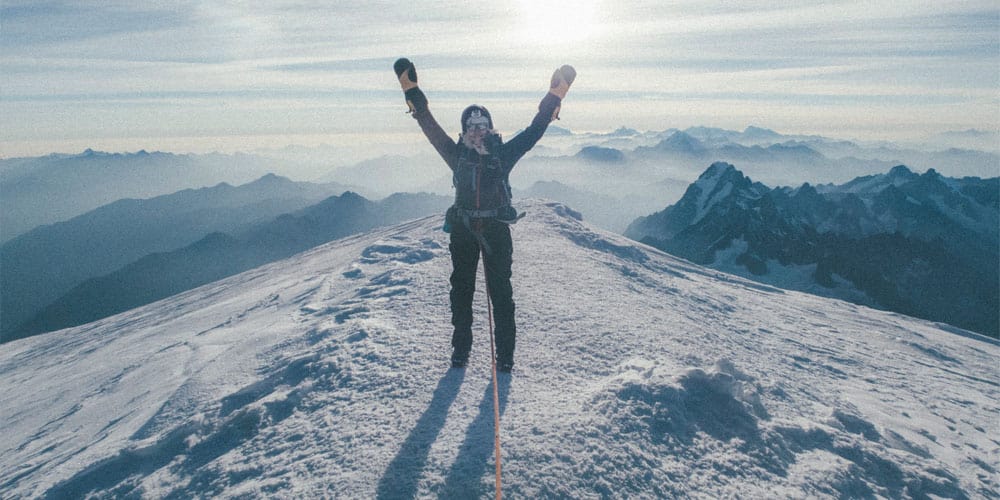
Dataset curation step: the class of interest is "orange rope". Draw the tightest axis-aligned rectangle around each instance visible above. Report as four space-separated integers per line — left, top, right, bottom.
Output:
475 157 502 500
482 246 502 500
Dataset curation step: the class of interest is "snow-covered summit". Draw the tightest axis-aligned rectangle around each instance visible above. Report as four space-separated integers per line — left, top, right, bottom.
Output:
1 200 996 498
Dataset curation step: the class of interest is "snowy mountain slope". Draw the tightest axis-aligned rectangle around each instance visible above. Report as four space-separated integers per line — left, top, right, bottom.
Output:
1 200 997 498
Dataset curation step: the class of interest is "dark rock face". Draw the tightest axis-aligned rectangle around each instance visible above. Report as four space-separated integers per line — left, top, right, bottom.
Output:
627 163 999 338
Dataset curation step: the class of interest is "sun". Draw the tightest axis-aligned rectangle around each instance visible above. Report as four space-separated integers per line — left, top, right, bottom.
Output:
515 0 601 45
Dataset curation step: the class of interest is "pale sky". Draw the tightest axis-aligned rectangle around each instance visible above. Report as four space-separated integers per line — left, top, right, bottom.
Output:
1 0 997 158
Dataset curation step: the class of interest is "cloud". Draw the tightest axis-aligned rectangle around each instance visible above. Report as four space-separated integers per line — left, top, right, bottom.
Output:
1 1 193 46
1 1 997 156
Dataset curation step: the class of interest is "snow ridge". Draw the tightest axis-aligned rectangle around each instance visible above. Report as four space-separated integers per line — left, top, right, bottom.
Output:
1 200 997 498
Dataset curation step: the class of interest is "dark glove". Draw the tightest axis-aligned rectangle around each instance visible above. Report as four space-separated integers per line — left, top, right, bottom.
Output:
394 58 418 91
549 65 575 99
547 65 575 121
394 58 424 114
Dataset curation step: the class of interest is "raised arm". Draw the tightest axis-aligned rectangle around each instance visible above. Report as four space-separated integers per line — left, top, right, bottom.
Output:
501 65 576 167
394 58 458 169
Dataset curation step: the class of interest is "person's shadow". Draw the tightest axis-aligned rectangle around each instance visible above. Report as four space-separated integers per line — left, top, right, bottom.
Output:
438 374 511 499
376 369 466 499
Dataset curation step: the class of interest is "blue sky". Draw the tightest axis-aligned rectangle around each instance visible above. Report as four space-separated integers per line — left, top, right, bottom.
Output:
1 0 997 157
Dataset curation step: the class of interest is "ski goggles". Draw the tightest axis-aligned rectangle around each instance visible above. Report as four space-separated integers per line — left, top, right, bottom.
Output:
465 116 491 132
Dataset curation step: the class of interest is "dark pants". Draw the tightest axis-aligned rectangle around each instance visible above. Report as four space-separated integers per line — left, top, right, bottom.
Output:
449 218 516 364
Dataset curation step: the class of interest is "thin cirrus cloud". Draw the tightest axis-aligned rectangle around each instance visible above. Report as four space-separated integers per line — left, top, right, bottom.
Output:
1 1 997 156
1 1 191 47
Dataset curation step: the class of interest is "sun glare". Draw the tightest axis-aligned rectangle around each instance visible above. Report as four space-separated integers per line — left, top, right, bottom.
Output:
515 0 600 45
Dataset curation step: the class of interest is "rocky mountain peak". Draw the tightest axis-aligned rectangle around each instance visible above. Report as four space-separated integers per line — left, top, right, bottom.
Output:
887 165 917 181
655 131 707 153
575 146 625 163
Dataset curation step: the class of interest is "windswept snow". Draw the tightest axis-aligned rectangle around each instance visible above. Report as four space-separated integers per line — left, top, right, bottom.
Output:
1 200 997 498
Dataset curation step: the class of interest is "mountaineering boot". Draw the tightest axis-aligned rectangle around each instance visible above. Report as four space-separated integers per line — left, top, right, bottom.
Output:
497 358 514 373
451 349 470 369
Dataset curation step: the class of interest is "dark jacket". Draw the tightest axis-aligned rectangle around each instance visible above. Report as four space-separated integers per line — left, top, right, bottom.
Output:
405 88 561 211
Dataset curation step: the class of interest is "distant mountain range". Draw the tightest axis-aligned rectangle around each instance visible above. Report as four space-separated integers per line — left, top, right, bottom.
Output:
626 163 999 337
5 125 995 242
623 129 998 186
510 126 998 236
0 174 347 336
5 190 451 342
4 124 996 340
0 149 356 243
